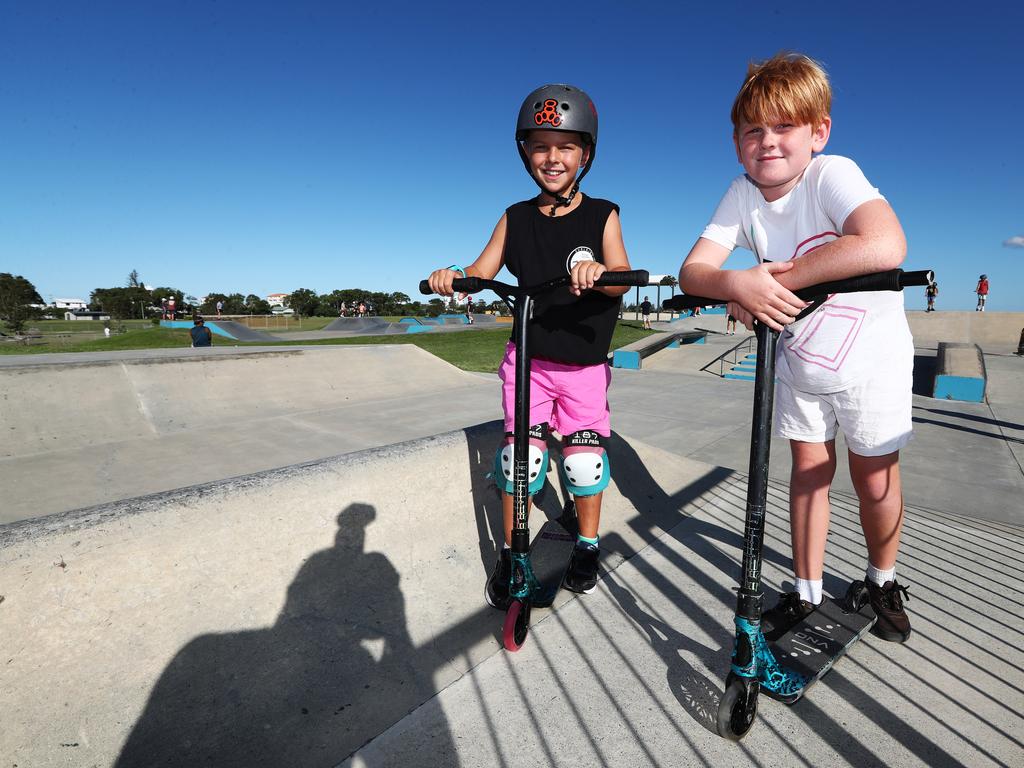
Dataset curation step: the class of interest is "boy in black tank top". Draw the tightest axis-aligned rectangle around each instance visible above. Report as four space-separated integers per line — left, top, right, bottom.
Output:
428 84 635 606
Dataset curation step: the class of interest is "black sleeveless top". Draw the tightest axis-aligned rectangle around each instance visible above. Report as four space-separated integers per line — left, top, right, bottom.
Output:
503 195 621 365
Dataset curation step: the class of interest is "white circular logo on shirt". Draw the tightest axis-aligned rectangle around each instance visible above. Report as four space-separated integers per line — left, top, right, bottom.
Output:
566 246 595 273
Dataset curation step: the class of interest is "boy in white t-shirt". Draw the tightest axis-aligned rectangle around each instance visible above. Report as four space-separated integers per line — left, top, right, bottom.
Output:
679 52 913 642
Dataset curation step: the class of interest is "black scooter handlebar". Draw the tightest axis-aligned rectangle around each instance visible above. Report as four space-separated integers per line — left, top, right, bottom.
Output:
419 269 650 296
662 268 934 311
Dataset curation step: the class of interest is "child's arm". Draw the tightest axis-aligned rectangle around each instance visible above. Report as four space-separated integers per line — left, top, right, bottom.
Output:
427 214 507 296
771 199 906 292
570 210 632 297
679 237 806 332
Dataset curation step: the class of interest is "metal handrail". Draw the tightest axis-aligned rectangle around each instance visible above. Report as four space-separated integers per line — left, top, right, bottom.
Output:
700 333 757 378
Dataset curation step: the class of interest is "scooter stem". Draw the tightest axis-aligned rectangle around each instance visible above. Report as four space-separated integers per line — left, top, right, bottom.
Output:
737 323 780 620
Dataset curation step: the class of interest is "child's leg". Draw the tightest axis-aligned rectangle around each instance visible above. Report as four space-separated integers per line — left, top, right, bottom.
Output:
575 492 601 539
789 439 837 586
848 449 903 571
500 491 531 546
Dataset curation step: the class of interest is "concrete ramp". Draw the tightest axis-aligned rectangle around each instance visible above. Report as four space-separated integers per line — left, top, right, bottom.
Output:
323 317 392 333
0 346 497 522
208 320 279 342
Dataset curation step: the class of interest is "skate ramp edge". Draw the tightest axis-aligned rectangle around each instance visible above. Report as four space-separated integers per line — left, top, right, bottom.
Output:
0 424 718 766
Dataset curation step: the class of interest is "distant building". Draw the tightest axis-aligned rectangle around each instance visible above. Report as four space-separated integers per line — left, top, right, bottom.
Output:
266 293 289 307
65 310 110 321
52 298 88 310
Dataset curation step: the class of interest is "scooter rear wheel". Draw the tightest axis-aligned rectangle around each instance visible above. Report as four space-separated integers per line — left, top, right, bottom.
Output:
717 672 759 740
503 599 531 651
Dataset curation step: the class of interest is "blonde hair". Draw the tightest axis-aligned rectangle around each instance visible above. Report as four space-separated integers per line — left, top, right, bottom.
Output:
731 52 831 131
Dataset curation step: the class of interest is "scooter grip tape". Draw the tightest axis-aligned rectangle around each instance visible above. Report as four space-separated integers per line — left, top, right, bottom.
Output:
594 270 650 287
418 277 483 295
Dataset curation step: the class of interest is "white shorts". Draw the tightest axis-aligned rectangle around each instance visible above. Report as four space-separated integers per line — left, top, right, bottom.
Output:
774 358 913 457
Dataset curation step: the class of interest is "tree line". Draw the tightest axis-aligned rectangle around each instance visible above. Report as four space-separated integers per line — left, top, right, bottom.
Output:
0 270 507 333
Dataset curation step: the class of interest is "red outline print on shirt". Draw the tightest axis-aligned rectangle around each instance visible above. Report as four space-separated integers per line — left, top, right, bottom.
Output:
791 231 841 260
786 302 867 372
785 230 864 372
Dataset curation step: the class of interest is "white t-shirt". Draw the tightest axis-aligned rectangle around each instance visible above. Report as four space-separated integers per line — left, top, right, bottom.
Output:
701 154 912 394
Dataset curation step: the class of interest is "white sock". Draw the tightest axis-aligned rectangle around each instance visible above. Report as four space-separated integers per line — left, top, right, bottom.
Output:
794 578 822 605
867 563 895 587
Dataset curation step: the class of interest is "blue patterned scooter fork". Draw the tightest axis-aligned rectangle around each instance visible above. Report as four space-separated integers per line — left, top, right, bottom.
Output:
731 616 807 699
510 551 540 601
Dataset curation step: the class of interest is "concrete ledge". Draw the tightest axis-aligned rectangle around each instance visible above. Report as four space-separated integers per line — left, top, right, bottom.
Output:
933 342 986 402
612 331 706 369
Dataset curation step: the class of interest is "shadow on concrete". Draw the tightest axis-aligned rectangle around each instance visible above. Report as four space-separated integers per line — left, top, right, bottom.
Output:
115 503 454 768
914 405 1024 433
913 353 937 397
911 415 1024 445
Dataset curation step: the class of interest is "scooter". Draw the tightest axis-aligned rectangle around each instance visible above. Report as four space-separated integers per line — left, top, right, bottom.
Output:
421 269 649 651
664 267 933 739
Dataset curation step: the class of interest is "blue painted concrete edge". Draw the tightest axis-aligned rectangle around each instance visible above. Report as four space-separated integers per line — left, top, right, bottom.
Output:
933 375 985 403
612 350 641 369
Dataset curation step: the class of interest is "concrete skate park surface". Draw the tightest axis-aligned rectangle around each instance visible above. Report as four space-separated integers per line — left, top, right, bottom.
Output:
2 317 1023 766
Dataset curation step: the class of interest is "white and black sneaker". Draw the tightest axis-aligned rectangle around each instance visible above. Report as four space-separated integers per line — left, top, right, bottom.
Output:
564 543 600 594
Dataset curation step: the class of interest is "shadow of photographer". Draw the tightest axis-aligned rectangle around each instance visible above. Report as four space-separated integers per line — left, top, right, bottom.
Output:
116 503 454 768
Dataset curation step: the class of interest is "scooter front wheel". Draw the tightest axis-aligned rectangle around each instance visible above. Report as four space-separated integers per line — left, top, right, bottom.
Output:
503 599 531 651
717 672 759 740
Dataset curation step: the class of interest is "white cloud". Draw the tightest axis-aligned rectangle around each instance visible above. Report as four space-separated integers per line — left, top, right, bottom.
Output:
1004 235 1024 248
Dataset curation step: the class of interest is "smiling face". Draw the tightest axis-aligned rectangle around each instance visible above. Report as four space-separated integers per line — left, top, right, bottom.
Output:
734 116 831 202
523 129 590 200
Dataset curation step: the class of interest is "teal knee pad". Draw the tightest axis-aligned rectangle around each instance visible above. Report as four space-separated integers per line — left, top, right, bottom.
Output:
560 430 610 497
494 424 549 495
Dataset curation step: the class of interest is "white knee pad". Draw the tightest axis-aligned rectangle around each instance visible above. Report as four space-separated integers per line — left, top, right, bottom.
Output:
494 424 549 495
560 430 610 497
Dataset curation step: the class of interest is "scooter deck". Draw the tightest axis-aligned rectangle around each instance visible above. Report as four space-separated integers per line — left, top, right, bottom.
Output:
528 505 578 608
764 595 876 704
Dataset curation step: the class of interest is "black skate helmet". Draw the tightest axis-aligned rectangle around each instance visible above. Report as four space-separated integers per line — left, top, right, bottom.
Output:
515 84 598 211
980 274 987 279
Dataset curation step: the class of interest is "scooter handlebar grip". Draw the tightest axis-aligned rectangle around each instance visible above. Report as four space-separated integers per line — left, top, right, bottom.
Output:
595 270 650 287
662 294 721 311
900 269 935 288
419 277 483 295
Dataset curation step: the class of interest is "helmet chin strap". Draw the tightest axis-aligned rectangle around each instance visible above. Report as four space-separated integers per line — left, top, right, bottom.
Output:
543 181 580 216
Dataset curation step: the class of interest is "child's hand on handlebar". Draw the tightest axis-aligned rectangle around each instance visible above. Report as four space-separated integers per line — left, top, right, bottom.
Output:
570 260 606 296
427 268 462 297
728 262 807 332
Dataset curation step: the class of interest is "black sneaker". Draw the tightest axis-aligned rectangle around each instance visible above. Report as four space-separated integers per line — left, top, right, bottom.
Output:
563 544 600 594
760 592 816 641
485 549 512 610
867 579 912 642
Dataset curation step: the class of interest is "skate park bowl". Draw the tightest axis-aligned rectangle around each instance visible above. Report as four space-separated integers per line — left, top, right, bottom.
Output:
1 335 1022 766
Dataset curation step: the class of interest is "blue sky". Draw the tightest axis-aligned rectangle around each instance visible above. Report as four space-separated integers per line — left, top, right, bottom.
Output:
3 1 1022 311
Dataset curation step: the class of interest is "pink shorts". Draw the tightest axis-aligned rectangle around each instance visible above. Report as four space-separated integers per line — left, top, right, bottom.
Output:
498 342 611 437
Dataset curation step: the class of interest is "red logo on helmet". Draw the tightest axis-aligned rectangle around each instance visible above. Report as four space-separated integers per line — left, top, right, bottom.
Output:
534 99 562 127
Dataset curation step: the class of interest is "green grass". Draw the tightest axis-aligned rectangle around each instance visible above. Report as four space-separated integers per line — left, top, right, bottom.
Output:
0 320 657 371
0 327 194 353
